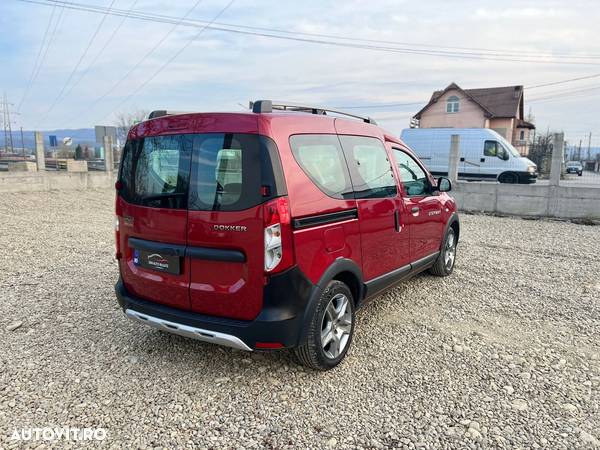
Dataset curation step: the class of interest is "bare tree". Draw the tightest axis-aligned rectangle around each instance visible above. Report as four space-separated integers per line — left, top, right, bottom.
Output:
115 109 149 144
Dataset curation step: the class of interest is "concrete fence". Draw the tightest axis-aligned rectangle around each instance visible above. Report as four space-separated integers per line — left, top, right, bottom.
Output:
2 131 599 220
448 132 600 220
451 182 600 220
0 171 115 193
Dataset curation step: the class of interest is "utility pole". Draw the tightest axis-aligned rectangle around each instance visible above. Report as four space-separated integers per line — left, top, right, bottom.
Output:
1 95 7 153
3 93 14 153
20 127 25 158
1 93 19 154
587 132 592 161
578 139 582 160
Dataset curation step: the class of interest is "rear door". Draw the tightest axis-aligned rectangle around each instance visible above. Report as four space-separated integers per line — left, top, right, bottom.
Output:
337 135 411 280
116 134 192 310
186 133 284 321
391 147 444 261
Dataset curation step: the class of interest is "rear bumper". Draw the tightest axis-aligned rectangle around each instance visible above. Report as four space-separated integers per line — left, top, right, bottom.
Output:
115 266 317 350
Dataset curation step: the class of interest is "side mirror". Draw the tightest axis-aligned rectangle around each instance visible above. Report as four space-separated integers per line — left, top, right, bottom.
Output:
437 177 452 192
498 149 509 161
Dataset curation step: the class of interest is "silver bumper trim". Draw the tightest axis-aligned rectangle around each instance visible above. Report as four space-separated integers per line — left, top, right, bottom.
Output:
125 309 252 352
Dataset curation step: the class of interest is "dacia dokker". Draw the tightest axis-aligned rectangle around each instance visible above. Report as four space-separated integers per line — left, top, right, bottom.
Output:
115 101 459 370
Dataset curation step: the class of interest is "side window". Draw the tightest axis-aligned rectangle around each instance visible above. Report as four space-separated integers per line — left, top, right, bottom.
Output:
484 140 498 157
131 135 191 209
338 135 397 199
393 149 430 197
289 134 353 199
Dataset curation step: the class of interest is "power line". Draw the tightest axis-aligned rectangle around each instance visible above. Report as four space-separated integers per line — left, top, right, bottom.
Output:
529 84 600 102
334 77 600 110
527 73 600 89
66 0 205 124
34 0 118 127
15 0 600 66
99 0 237 122
60 0 140 100
16 2 57 111
21 0 600 61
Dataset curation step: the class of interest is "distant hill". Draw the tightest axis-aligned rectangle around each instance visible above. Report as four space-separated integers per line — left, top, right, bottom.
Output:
0 128 96 151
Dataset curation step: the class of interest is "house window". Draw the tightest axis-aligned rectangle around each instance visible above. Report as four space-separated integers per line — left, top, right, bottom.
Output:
519 130 525 140
446 95 459 113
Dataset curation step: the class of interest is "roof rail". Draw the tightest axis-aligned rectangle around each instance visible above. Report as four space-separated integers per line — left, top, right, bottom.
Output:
249 100 377 125
147 110 193 120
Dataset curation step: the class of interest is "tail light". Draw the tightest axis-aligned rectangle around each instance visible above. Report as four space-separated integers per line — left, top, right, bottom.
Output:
114 215 122 260
263 197 294 273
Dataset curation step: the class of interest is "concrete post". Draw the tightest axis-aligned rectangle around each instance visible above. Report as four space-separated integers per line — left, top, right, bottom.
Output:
549 132 564 187
103 135 114 172
448 134 460 184
35 132 45 171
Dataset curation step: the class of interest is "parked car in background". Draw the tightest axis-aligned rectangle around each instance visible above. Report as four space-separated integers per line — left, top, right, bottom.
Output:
566 161 583 176
114 101 460 370
400 128 538 184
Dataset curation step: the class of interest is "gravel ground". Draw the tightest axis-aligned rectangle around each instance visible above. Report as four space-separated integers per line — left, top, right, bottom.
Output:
1 189 599 449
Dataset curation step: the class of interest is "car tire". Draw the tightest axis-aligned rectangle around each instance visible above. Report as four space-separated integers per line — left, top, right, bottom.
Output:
578 172 583 176
499 172 518 184
294 280 355 371
429 226 457 277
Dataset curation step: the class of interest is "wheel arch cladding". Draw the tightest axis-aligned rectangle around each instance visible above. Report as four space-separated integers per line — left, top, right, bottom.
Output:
443 213 460 247
297 258 365 345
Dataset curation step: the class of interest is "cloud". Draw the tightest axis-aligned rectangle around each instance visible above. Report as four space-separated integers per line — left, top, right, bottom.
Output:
1 0 599 142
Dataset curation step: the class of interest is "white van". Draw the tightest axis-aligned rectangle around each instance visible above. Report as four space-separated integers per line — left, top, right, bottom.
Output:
400 128 538 184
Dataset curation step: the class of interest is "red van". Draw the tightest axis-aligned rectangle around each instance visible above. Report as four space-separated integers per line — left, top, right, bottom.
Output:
115 101 459 370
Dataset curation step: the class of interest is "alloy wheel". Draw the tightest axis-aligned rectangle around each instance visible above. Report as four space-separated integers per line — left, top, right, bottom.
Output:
444 229 456 270
320 293 352 359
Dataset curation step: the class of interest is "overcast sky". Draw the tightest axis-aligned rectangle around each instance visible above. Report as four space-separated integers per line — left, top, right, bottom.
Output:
1 0 600 144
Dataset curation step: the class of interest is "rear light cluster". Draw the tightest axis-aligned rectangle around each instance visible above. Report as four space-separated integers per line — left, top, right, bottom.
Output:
114 215 122 260
262 197 294 274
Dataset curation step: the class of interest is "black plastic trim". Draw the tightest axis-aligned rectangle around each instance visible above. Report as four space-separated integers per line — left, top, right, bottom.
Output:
293 208 358 230
443 213 460 247
128 237 186 257
128 237 246 263
411 251 440 272
363 252 440 300
364 264 411 299
186 246 245 263
116 266 316 349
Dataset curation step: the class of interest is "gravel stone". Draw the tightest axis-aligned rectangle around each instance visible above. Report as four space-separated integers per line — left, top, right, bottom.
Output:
1 189 599 449
5 321 23 332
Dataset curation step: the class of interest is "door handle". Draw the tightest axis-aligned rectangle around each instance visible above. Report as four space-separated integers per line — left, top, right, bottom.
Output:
394 210 401 232
480 158 485 162
411 206 420 215
460 157 465 162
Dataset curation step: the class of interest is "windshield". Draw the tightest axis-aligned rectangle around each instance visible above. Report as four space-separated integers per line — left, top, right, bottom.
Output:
499 139 520 158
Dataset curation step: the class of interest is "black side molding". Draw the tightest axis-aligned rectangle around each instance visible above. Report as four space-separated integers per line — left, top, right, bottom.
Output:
363 251 440 300
128 237 245 263
293 208 358 230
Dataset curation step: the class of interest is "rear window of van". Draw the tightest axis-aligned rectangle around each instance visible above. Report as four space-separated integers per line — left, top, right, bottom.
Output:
119 133 285 210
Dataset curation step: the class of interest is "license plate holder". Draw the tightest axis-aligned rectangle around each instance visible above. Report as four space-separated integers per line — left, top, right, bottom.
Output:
133 249 181 275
